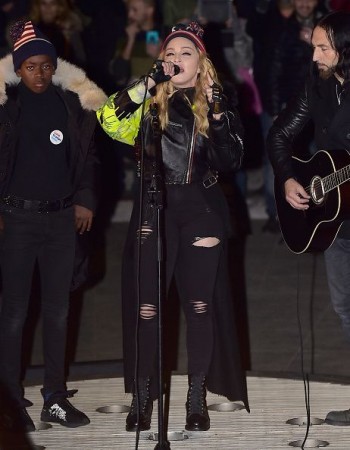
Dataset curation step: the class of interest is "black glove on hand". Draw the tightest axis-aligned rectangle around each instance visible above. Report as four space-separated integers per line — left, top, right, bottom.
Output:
148 60 171 85
209 83 225 115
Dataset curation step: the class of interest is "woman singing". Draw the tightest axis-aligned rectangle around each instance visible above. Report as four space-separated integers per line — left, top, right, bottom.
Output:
97 21 249 432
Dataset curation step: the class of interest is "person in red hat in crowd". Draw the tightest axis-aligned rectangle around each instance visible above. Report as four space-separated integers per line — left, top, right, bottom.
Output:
0 20 106 432
97 21 249 433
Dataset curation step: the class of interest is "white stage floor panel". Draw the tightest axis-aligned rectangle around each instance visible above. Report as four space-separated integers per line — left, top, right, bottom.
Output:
21 375 350 449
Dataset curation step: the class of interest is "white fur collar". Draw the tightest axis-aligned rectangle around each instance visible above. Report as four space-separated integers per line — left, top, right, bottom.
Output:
0 54 107 111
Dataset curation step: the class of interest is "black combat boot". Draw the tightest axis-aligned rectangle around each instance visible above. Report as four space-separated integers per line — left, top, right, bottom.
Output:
185 373 210 431
126 377 153 432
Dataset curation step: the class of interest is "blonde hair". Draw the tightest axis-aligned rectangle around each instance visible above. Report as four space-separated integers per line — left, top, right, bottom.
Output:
152 51 221 137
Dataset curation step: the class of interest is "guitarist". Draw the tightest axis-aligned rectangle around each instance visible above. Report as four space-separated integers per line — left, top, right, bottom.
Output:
267 11 350 426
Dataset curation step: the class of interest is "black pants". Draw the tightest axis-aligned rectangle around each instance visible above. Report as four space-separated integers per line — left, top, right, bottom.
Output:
0 207 75 406
136 183 225 378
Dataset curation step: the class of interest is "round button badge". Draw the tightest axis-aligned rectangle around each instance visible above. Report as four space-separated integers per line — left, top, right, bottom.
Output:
50 130 64 145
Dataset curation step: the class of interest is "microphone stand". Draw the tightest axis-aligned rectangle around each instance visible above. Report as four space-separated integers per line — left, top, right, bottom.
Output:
149 102 171 450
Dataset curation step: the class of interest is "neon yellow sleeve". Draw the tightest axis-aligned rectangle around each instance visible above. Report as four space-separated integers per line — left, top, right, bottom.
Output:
96 82 151 146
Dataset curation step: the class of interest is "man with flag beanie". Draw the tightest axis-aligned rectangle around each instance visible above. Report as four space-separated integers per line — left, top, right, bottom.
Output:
0 20 107 432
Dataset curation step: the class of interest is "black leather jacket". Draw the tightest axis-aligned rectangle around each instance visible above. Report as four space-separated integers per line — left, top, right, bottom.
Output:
267 74 350 238
267 75 350 186
99 81 244 184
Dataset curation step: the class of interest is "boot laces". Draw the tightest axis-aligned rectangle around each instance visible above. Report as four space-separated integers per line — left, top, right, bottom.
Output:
130 378 151 413
188 377 206 414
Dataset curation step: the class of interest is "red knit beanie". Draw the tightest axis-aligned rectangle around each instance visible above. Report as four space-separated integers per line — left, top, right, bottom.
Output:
162 22 206 53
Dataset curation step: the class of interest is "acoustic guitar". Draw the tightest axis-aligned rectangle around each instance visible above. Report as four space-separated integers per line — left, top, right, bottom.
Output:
275 149 350 254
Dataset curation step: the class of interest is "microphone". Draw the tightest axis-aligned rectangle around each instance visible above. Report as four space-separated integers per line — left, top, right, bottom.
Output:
149 60 180 85
153 60 180 75
210 83 224 115
173 64 180 75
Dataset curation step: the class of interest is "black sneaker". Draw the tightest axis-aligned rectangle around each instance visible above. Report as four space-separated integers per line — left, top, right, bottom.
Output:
40 396 90 428
325 408 350 426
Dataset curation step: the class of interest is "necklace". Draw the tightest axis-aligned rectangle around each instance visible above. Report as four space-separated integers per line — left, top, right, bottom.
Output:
336 83 344 105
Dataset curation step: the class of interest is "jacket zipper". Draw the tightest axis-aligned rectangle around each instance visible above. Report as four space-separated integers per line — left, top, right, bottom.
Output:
185 120 196 183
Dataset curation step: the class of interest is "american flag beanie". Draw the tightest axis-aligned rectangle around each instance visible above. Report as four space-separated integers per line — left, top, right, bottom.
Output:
10 20 57 71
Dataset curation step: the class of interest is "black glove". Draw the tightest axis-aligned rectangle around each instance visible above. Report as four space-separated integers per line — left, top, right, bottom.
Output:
209 83 225 115
148 60 171 85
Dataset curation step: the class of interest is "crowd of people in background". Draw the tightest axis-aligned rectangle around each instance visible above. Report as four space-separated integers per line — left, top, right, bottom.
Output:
2 0 347 232
0 0 349 227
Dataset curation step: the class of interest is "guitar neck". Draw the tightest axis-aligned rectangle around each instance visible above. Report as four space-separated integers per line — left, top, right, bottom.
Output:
322 164 350 193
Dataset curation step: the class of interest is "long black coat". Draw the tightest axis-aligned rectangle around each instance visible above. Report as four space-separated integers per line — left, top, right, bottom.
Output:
122 180 250 410
117 90 249 411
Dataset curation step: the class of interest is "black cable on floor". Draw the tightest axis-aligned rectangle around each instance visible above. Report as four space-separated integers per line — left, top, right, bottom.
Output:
296 256 311 449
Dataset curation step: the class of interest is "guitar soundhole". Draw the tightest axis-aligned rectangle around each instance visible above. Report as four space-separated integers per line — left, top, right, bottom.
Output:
310 176 324 204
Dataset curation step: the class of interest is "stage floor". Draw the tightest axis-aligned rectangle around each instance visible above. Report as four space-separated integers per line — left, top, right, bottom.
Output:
17 375 350 449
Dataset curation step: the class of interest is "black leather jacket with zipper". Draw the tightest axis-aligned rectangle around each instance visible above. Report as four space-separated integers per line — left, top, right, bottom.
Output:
97 80 244 184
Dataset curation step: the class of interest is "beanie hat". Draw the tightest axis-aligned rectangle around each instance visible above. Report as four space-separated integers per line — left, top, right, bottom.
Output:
161 21 206 54
10 20 57 71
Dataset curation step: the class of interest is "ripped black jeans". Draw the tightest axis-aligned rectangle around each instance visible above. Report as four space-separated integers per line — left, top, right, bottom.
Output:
136 182 225 377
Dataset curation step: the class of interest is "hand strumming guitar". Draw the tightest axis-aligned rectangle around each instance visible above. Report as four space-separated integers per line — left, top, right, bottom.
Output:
284 178 310 210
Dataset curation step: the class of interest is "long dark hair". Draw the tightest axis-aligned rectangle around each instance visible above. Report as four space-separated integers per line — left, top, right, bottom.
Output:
316 11 350 84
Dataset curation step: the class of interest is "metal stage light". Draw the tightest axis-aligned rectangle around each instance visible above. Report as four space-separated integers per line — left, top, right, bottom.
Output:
34 422 52 431
148 431 189 442
289 438 329 448
95 405 130 414
286 415 329 447
286 417 324 426
208 402 245 412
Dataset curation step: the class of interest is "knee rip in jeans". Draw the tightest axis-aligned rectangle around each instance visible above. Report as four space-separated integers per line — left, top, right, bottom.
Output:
192 237 220 247
140 304 157 320
191 300 208 314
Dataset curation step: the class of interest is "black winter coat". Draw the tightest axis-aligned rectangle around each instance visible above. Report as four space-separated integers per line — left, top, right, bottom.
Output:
0 54 107 288
0 56 107 212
